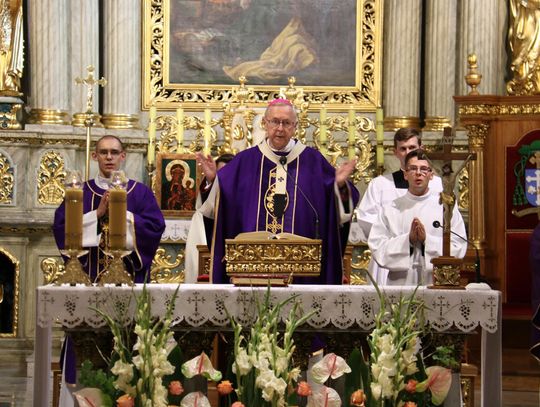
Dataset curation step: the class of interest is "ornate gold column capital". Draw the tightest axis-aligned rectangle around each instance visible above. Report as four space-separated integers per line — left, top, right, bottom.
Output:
465 123 489 149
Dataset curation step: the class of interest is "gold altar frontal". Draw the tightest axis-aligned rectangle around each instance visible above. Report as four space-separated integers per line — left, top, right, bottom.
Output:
225 232 322 285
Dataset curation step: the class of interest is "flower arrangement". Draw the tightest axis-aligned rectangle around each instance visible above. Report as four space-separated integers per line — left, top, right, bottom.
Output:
346 280 453 407
77 284 181 407
226 287 315 407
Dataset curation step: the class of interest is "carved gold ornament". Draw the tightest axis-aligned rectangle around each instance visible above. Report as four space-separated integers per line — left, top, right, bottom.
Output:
458 167 469 211
150 247 184 283
40 257 65 285
38 151 66 205
0 152 14 204
350 249 371 285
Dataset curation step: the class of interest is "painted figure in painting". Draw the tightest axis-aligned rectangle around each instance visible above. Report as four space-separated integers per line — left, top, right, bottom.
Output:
163 159 196 211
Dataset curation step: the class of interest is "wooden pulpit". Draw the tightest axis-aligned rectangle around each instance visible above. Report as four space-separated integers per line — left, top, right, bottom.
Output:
455 94 540 316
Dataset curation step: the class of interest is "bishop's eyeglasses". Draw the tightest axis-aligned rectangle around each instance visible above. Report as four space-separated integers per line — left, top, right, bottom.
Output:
265 118 296 130
406 165 432 175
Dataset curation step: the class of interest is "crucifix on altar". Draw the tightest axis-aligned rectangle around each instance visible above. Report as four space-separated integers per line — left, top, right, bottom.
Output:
428 127 476 288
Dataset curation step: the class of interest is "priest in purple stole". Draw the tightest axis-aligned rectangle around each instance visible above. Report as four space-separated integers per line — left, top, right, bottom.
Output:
53 135 165 283
197 99 359 284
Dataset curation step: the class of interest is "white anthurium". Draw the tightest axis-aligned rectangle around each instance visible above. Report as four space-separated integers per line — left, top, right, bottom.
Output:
73 387 104 407
181 351 223 382
306 385 342 407
180 392 211 407
310 353 351 384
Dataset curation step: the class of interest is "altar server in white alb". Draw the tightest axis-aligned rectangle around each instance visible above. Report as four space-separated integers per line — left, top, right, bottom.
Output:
356 128 442 284
368 150 467 286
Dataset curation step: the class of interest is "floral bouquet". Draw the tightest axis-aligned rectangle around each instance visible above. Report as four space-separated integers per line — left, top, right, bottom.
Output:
226 287 315 407
346 279 453 407
77 284 181 407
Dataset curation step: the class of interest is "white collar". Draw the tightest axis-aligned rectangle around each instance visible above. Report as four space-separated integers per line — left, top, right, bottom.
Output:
95 174 111 190
406 190 432 201
266 138 296 153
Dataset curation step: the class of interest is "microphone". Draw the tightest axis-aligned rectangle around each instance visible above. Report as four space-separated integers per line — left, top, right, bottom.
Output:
432 220 481 283
278 158 320 239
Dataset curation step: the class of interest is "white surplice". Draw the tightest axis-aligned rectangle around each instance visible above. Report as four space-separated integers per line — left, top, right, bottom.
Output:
356 172 443 284
367 190 467 286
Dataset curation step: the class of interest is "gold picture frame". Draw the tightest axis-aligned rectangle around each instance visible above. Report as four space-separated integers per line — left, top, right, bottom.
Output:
155 153 202 217
143 0 383 110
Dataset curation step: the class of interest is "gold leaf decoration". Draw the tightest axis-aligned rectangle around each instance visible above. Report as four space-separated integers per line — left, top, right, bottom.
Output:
150 247 184 283
38 151 66 205
0 153 14 204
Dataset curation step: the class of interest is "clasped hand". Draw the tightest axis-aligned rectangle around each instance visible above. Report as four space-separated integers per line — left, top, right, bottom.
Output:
409 217 426 244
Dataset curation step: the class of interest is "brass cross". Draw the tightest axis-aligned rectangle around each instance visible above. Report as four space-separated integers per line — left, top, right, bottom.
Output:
75 65 107 113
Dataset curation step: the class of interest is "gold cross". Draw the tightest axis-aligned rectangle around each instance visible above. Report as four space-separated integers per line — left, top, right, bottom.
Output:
75 65 107 113
529 151 540 169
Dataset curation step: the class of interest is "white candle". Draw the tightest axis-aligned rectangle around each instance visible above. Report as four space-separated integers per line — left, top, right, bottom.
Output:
376 107 384 166
148 105 157 165
320 105 327 143
204 108 211 156
176 107 184 153
348 107 356 159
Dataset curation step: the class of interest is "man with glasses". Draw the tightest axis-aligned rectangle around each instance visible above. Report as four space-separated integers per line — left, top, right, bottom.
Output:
356 128 443 285
53 135 165 283
196 99 359 284
367 150 466 286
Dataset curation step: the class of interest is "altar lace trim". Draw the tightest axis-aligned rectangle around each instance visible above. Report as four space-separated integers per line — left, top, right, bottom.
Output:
36 284 499 333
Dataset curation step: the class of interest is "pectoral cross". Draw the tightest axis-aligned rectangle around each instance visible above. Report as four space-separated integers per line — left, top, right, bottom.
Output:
429 127 476 257
75 65 107 114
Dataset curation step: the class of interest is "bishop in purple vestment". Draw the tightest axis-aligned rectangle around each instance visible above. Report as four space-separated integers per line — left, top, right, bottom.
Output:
197 99 359 284
53 136 165 283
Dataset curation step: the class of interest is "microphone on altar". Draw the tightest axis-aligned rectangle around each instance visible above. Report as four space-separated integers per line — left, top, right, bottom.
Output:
432 220 481 283
279 156 320 239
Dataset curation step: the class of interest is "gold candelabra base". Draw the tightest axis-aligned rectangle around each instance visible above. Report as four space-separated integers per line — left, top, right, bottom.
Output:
56 250 91 286
97 250 134 286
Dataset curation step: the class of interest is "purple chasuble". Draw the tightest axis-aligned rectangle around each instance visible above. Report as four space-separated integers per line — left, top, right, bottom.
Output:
211 143 359 284
53 179 165 283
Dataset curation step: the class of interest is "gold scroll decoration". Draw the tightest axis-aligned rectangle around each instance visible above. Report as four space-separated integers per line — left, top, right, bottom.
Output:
40 257 65 285
0 152 14 204
458 167 469 211
38 151 66 205
150 247 184 283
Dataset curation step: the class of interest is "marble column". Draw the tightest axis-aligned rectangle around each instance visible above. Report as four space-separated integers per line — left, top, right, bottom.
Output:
70 0 102 127
457 0 507 96
101 0 141 129
424 0 457 130
27 0 70 124
383 0 422 130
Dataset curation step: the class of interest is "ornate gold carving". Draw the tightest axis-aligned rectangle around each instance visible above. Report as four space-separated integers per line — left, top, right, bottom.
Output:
27 108 70 125
423 116 451 132
383 116 421 132
143 0 382 109
465 54 482 96
37 151 66 205
507 1 540 95
458 103 540 117
101 114 140 129
431 257 463 288
350 249 371 285
465 123 488 149
458 167 469 210
97 251 133 286
0 102 22 129
40 257 65 285
0 152 14 204
55 252 91 286
0 247 19 338
225 239 322 277
150 247 184 283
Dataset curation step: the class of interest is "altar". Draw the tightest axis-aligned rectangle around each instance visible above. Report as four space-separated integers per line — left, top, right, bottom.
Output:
34 284 501 407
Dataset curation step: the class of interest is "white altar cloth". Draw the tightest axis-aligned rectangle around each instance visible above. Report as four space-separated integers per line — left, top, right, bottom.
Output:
34 284 501 406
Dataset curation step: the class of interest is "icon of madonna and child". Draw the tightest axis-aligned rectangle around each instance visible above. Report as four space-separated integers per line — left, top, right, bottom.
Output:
160 158 197 213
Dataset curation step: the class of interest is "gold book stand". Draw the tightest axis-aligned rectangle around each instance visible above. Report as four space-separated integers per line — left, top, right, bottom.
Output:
225 231 322 286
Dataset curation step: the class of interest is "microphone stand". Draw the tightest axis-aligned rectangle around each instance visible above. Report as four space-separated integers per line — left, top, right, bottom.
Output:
433 221 481 283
